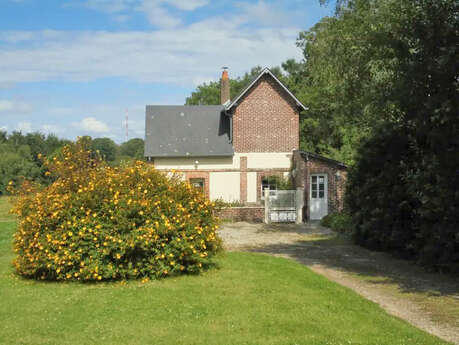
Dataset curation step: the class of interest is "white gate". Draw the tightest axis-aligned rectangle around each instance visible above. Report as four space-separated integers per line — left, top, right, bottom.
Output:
264 189 303 223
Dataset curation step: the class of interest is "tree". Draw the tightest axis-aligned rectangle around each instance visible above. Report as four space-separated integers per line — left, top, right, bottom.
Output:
0 148 41 194
344 0 458 272
91 137 117 162
119 138 144 159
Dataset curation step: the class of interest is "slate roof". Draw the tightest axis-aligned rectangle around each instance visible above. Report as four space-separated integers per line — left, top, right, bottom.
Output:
144 105 233 157
298 150 348 168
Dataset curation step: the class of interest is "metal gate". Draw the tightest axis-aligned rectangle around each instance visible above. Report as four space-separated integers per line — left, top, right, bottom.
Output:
268 190 297 223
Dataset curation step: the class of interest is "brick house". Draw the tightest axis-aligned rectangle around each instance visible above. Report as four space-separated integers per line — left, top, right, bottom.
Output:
144 68 347 220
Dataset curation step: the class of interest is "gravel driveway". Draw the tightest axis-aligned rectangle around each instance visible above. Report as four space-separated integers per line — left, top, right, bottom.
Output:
219 221 459 344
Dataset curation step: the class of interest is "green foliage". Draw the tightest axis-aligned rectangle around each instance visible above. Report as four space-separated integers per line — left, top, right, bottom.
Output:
185 66 285 105
119 138 144 159
346 0 458 273
0 131 146 194
212 198 245 209
320 212 352 234
0 150 41 197
91 137 117 162
10 138 221 281
0 132 69 194
264 175 293 190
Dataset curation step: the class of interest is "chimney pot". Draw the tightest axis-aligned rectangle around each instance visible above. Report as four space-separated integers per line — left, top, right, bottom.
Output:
220 68 230 105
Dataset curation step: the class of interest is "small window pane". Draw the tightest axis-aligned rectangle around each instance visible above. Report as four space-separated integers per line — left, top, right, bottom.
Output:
312 176 317 183
319 176 324 183
312 183 317 190
312 191 317 198
189 178 204 193
319 190 324 198
319 184 324 191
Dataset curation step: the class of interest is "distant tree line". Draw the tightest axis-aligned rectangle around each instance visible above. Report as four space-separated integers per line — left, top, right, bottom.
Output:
187 0 458 272
0 131 144 194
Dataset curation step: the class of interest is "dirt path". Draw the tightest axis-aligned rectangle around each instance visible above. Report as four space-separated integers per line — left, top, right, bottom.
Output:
219 221 459 344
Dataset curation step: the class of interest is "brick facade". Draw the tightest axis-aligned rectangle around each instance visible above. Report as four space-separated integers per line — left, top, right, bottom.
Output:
175 167 290 204
232 75 300 153
293 150 347 220
216 207 264 223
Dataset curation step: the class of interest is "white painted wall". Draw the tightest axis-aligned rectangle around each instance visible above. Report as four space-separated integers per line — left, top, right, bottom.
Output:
154 156 237 170
247 172 257 203
209 172 240 201
154 152 292 170
244 152 292 169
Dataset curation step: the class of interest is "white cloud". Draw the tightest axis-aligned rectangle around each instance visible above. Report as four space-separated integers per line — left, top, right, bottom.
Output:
0 25 301 85
0 99 32 113
0 100 13 112
164 0 208 11
236 1 291 27
73 0 208 27
73 117 110 133
16 121 32 133
0 126 7 132
139 0 180 28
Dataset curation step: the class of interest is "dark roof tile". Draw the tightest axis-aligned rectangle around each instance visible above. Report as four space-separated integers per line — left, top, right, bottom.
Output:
144 105 233 157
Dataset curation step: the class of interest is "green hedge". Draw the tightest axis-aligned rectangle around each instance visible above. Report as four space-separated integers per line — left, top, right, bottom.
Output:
320 212 352 234
346 124 458 273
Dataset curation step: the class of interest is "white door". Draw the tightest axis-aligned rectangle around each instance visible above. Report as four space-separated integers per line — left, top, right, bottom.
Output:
310 174 328 220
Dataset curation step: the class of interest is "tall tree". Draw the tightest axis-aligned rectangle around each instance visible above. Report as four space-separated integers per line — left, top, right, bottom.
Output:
343 0 458 271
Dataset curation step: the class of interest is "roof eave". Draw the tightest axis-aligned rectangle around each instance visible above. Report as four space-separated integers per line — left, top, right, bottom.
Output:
298 150 348 168
146 152 234 158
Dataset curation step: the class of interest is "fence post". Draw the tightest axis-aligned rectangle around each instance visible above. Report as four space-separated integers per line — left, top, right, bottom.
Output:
264 188 270 224
296 187 304 224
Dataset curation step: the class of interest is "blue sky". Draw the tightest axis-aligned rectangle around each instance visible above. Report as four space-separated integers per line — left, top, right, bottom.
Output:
0 0 333 142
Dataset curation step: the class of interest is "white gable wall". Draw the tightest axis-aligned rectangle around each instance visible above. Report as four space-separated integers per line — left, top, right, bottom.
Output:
153 152 291 170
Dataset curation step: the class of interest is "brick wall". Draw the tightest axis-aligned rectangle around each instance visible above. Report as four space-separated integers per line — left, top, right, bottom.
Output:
232 74 299 153
293 151 347 220
216 207 264 223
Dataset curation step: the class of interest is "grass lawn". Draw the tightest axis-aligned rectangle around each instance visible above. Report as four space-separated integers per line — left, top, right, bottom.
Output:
0 197 450 345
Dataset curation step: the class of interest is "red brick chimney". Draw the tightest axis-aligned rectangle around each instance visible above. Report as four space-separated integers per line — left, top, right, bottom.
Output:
220 68 230 105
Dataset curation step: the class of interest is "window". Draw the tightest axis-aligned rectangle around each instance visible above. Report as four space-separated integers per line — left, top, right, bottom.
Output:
311 175 326 199
189 178 205 193
261 177 278 200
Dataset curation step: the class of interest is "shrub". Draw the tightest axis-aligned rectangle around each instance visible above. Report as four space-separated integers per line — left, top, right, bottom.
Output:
346 123 459 273
9 138 222 281
320 212 352 234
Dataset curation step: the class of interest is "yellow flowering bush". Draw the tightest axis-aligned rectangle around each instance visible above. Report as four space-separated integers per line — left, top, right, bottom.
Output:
10 138 221 281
